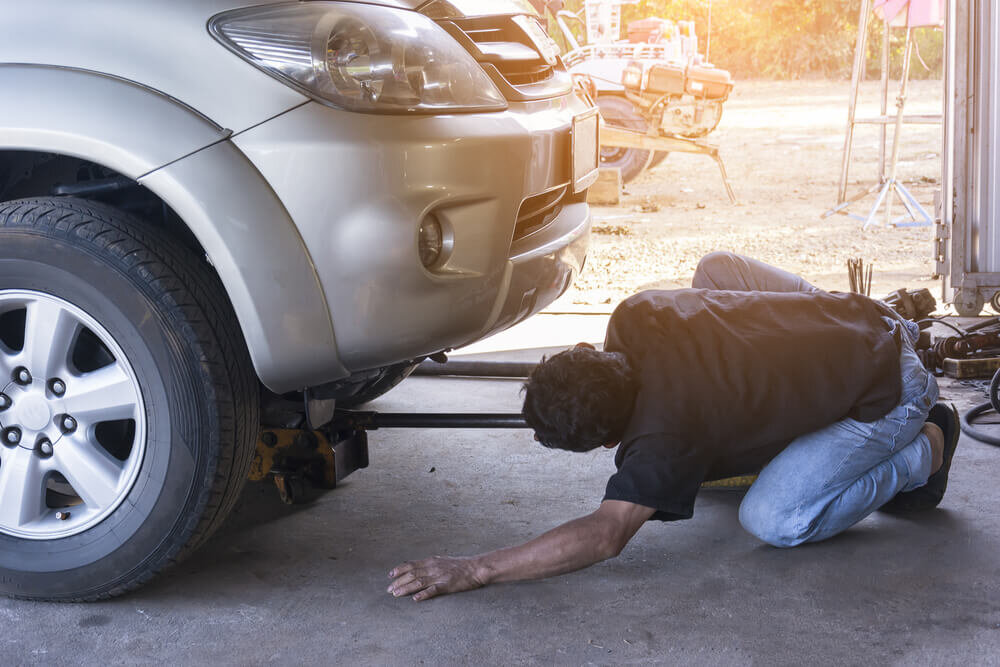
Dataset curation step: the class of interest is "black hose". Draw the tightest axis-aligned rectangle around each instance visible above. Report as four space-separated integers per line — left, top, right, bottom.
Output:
961 402 1000 446
959 365 1000 447
917 318 969 336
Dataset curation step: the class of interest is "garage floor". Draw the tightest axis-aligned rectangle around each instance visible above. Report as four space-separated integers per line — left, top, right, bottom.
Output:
4 315 1000 665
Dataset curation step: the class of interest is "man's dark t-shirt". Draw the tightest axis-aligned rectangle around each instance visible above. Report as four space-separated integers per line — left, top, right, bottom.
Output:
602 289 903 521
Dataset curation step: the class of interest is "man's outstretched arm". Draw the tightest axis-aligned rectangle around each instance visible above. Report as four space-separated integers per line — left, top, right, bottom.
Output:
387 499 655 602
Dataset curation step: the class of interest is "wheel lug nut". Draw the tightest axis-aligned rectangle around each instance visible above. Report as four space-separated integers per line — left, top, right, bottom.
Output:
3 427 21 445
13 367 31 385
37 438 53 457
0 393 10 411
61 415 77 433
49 378 66 397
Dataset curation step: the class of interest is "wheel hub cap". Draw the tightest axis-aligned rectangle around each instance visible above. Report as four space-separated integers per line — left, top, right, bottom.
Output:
12 392 53 435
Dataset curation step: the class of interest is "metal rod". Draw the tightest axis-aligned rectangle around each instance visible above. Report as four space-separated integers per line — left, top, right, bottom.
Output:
887 28 914 191
879 16 890 182
337 411 529 430
885 27 916 227
838 0 873 204
412 360 536 378
705 0 712 63
853 114 942 124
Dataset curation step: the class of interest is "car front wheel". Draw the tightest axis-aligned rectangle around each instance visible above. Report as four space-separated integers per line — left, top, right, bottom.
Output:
0 197 258 600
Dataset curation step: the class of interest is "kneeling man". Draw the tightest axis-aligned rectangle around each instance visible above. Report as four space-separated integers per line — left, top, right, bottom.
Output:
387 253 960 602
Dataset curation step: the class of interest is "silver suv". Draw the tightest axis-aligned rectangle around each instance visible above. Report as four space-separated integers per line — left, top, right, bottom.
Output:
0 0 596 600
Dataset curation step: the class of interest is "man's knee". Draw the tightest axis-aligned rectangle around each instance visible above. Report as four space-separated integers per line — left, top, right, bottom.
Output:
692 251 742 289
738 489 811 548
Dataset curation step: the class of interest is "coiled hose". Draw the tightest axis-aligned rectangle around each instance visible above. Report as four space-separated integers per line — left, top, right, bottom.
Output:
960 366 1000 447
914 316 1000 446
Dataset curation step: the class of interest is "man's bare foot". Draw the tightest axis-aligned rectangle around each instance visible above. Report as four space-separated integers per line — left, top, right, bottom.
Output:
922 421 945 474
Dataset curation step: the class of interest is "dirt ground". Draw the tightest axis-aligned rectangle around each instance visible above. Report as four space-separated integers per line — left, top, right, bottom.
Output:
561 78 944 310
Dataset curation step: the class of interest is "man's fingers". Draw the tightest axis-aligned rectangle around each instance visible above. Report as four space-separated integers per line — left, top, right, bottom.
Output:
387 571 417 594
413 584 440 602
388 561 415 578
388 568 435 597
390 576 430 598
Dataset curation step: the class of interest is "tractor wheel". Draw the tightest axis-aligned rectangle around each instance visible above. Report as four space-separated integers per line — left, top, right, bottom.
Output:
597 96 652 184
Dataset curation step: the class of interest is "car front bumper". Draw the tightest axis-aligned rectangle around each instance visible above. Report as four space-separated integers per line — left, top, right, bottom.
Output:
233 95 593 374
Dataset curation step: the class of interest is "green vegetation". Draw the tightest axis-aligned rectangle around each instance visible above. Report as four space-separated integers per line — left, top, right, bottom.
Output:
554 0 943 80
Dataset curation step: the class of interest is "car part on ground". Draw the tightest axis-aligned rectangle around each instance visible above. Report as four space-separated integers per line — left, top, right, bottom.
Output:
882 288 937 321
926 317 1000 373
0 198 258 601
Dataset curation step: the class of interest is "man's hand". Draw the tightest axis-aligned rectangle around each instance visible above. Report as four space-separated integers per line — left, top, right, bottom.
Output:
387 500 654 602
387 556 485 602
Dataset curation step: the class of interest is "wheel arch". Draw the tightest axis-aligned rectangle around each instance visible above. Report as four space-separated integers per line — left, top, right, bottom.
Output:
0 67 347 392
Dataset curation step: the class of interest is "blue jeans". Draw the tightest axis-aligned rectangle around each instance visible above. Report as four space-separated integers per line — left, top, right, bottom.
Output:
693 252 939 547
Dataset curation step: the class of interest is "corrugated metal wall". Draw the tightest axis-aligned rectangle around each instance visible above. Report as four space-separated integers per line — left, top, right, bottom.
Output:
943 0 1000 314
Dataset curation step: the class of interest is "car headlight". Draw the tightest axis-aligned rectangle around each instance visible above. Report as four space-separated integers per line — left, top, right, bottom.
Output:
209 2 508 114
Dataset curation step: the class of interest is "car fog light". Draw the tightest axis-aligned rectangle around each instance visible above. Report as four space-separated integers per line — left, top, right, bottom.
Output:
419 217 444 268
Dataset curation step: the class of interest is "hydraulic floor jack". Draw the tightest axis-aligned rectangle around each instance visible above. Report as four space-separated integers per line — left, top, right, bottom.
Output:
249 409 528 504
249 360 756 504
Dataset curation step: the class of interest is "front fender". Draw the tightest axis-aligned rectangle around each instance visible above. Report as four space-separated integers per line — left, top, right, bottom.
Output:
0 65 345 391
0 65 229 178
140 141 347 392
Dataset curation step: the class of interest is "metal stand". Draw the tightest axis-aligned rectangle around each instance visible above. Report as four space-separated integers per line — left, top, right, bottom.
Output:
825 3 940 228
599 124 738 204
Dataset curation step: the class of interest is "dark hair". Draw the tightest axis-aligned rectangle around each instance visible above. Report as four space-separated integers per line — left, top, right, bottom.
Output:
521 347 637 452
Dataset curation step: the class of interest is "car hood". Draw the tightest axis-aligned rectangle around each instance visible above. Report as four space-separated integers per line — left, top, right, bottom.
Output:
318 0 538 17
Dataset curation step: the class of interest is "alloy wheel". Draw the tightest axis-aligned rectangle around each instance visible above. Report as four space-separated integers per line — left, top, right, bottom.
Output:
0 290 146 540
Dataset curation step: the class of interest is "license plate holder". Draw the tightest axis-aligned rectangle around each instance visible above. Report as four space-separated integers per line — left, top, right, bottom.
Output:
572 108 600 194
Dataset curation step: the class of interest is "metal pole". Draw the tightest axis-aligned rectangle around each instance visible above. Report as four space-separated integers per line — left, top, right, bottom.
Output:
838 0 874 204
338 411 530 430
412 359 536 378
705 0 712 63
879 16 890 182
886 28 915 192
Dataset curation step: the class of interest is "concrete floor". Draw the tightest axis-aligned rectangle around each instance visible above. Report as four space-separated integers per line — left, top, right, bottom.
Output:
4 315 1000 665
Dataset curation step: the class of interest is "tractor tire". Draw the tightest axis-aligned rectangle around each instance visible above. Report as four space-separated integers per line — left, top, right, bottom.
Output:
597 95 652 184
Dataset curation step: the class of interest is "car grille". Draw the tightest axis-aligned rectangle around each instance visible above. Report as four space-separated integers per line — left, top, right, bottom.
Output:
432 14 572 99
513 186 567 242
452 16 555 86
